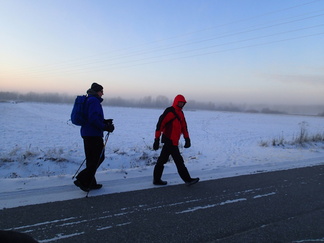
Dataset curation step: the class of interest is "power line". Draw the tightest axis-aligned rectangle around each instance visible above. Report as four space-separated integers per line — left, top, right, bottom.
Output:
17 17 324 76
8 0 324 77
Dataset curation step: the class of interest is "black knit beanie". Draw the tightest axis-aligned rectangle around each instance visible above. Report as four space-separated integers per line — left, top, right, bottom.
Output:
91 83 103 92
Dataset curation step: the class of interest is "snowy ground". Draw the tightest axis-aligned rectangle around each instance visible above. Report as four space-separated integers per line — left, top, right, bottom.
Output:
1 102 324 209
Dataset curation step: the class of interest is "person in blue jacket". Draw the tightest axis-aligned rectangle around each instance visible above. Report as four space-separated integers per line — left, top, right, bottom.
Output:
74 83 114 192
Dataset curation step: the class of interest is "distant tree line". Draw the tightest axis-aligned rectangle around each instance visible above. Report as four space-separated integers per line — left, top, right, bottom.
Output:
1 91 321 115
0 91 73 103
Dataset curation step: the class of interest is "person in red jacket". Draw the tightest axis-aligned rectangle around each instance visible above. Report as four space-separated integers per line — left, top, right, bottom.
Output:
153 94 199 186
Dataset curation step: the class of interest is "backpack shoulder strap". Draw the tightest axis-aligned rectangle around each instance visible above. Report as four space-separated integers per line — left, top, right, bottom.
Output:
170 107 181 121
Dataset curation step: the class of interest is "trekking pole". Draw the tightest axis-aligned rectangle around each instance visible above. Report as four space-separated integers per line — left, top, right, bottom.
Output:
86 132 110 198
72 158 86 179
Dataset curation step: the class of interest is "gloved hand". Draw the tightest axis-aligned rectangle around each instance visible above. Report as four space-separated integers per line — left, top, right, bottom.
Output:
184 138 191 148
104 119 115 132
153 138 160 150
104 119 113 125
104 124 115 132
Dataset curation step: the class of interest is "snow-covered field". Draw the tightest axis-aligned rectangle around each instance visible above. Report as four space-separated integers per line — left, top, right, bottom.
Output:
1 102 323 209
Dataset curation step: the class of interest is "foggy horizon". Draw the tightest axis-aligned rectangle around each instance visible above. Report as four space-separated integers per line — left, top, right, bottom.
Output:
1 90 323 116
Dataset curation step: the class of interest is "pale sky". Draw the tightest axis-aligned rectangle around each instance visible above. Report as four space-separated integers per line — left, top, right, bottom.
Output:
0 0 324 105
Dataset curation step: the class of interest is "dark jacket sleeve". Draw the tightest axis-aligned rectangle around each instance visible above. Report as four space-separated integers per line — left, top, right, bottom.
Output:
87 98 104 131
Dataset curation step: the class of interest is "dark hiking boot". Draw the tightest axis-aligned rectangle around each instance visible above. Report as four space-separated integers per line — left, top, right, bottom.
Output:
90 183 103 190
153 179 168 185
186 178 200 186
74 180 90 192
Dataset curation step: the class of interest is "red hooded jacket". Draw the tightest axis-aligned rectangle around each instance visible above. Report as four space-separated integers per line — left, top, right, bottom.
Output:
155 95 190 146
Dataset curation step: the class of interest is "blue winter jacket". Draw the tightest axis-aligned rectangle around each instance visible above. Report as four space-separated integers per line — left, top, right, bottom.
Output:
80 95 105 137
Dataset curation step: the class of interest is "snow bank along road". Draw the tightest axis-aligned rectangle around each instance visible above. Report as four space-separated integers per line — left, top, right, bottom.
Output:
1 165 323 243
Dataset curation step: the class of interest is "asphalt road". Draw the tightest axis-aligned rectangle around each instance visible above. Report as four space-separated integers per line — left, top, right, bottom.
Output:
1 165 323 243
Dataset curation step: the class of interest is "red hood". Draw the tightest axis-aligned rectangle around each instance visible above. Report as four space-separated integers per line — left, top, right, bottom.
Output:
172 94 187 109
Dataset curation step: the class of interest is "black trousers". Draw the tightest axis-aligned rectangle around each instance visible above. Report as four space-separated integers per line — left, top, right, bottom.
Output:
76 136 105 187
153 143 191 182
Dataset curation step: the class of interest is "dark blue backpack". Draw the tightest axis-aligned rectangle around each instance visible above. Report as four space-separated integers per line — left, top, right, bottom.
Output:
71 95 88 126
